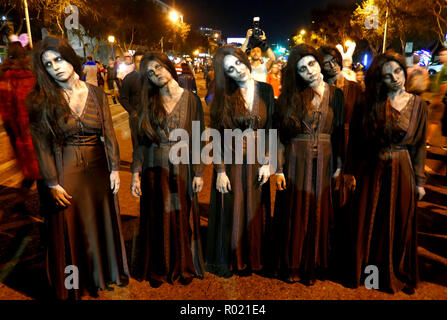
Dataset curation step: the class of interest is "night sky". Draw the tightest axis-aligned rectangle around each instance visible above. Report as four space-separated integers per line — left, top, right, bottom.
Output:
171 0 359 46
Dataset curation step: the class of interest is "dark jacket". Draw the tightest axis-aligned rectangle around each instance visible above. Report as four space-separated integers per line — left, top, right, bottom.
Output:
118 71 142 114
178 73 197 94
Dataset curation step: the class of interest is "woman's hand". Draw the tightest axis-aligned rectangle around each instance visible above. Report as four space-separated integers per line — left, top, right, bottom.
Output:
110 170 120 194
379 149 392 161
216 172 231 194
276 173 286 191
49 184 72 207
258 164 271 185
332 168 341 179
192 176 204 193
130 172 141 197
344 174 357 192
416 186 426 201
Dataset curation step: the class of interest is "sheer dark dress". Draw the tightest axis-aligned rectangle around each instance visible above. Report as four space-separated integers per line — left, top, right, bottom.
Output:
131 90 205 285
273 83 344 284
347 95 427 292
206 81 275 277
31 84 129 299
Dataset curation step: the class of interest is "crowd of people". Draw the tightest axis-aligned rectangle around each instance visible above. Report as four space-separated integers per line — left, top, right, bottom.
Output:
0 28 445 300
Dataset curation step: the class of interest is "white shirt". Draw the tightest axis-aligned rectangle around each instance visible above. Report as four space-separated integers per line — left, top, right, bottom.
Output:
251 62 268 83
83 64 98 86
117 63 136 80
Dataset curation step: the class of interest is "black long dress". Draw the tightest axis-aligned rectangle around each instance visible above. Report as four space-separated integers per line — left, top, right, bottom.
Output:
206 81 275 277
273 83 344 284
31 84 129 299
131 90 205 285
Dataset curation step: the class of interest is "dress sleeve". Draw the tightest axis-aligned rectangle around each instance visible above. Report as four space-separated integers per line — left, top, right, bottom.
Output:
410 99 428 187
263 83 275 166
130 115 147 174
118 76 133 113
29 127 59 187
332 88 345 169
192 94 205 177
101 91 120 171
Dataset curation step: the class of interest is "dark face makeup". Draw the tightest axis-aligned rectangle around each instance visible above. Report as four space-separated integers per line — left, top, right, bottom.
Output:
322 54 341 78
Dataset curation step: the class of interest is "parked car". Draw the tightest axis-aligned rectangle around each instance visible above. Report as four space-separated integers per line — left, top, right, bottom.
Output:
428 61 444 75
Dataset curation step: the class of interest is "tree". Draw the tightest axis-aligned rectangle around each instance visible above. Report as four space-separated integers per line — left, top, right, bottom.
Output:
350 0 395 55
351 0 432 54
310 3 358 47
428 0 447 47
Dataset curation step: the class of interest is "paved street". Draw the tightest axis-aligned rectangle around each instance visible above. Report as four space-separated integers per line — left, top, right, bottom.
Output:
0 73 446 300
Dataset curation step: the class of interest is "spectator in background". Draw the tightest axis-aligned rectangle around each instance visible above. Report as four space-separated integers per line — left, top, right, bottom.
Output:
115 56 121 68
106 57 119 103
427 47 447 142
406 54 430 96
117 52 135 84
353 64 365 91
241 29 276 82
266 61 281 99
96 60 105 88
83 56 98 86
119 51 144 114
178 62 197 94
118 51 144 146
0 41 42 213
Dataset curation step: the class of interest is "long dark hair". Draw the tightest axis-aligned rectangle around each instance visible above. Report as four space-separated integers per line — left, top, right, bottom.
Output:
364 50 408 144
27 36 83 142
134 52 178 143
275 44 323 140
209 45 252 130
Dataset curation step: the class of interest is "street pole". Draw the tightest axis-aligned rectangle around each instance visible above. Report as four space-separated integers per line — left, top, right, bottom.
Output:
382 6 389 53
161 36 163 53
23 0 33 48
111 44 115 59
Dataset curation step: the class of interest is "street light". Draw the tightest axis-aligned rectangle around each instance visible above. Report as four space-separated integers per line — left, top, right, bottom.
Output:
193 50 200 56
300 29 306 35
169 11 179 23
108 35 115 58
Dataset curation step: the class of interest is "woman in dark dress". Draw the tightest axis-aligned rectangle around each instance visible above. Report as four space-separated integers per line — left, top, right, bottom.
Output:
348 51 427 294
318 45 364 282
130 52 205 287
273 44 344 285
206 45 275 277
27 36 129 299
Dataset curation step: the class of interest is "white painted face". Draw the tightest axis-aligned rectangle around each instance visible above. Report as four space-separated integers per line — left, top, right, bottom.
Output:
223 54 250 83
146 60 173 87
297 55 321 84
382 61 405 92
41 50 75 83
